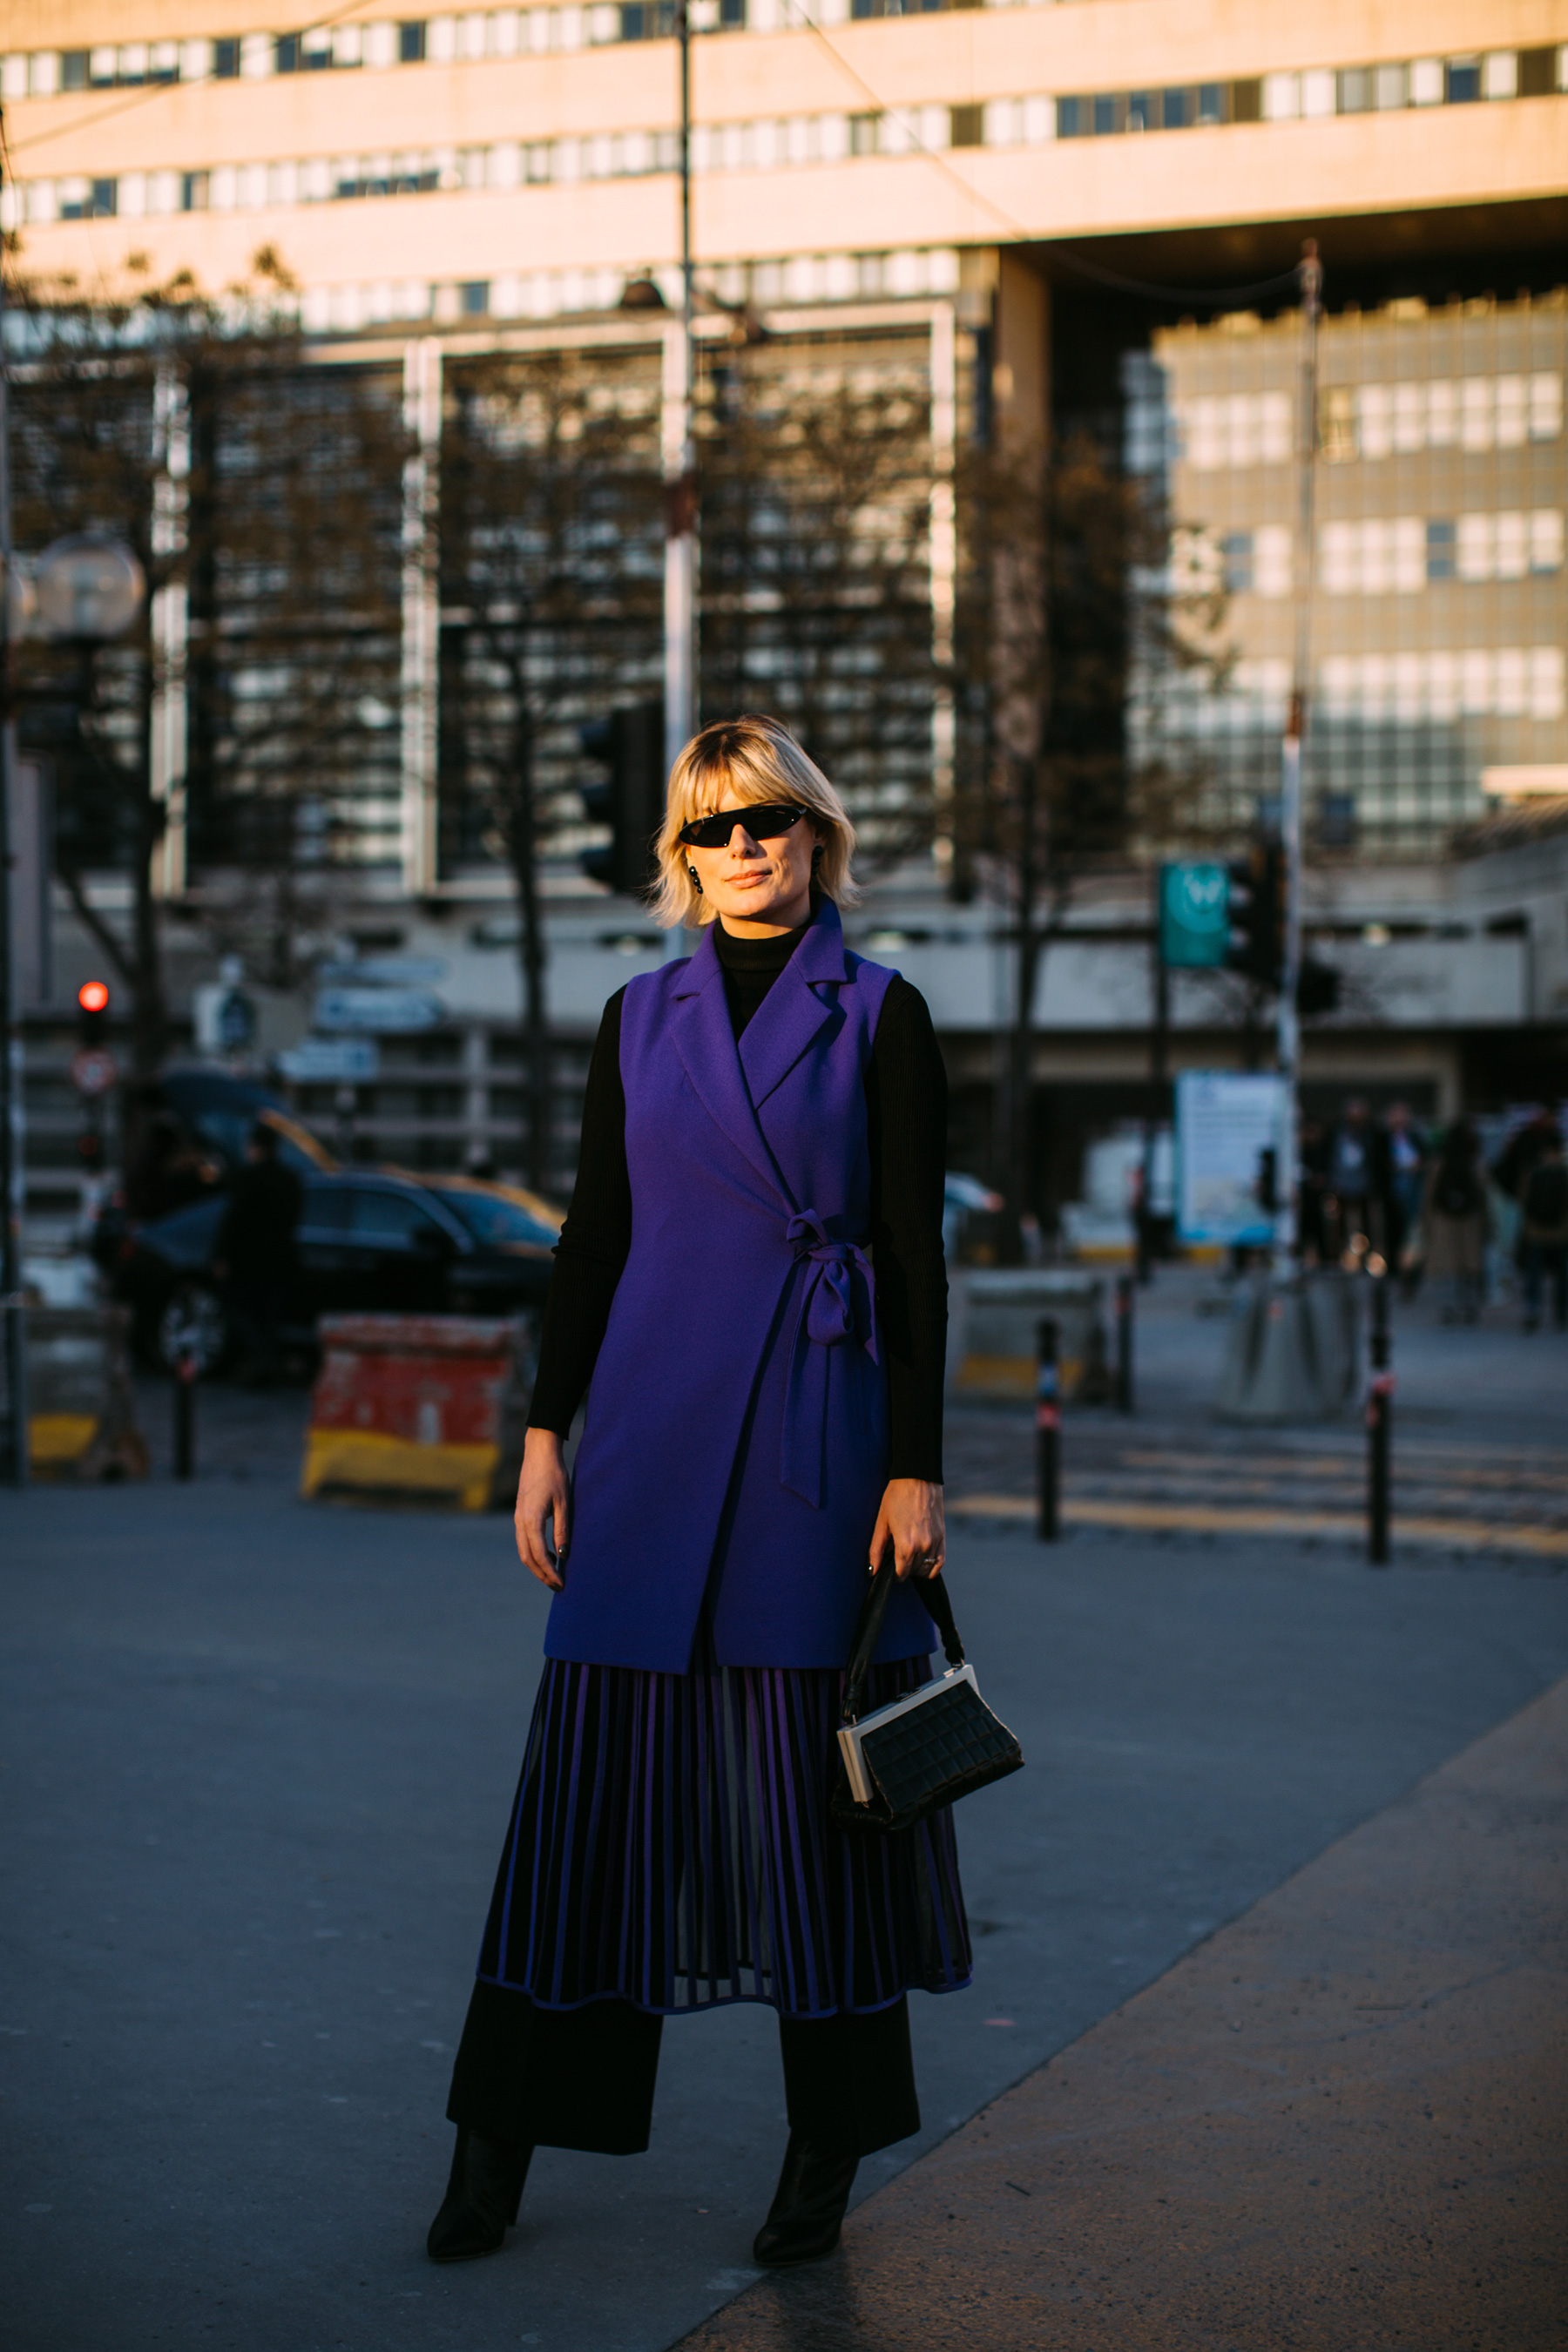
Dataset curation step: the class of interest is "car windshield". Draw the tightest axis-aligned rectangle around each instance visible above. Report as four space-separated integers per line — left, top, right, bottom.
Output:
433 1188 558 1251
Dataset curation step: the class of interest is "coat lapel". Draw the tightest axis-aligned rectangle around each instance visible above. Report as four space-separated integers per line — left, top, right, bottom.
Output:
670 927 792 1206
738 899 848 1113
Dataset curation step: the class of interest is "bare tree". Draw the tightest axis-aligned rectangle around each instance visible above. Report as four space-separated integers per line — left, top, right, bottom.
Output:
9 250 411 1076
696 335 935 863
949 428 1229 1244
437 347 664 1191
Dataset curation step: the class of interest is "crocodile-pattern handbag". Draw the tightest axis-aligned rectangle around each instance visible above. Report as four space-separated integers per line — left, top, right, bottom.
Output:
831 1559 1024 1835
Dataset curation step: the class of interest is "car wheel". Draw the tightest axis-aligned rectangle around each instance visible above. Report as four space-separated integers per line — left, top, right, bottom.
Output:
156 1281 230 1375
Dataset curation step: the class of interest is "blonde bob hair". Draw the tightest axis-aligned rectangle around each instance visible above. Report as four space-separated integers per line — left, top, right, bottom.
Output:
651 715 860 929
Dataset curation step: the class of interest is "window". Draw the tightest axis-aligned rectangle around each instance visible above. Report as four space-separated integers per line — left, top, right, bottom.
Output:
1426 519 1456 581
1125 90 1152 132
214 38 240 77
459 280 490 315
61 50 88 90
949 103 983 149
1518 45 1558 97
1445 57 1480 102
849 113 880 156
1092 93 1119 134
1221 532 1254 594
1229 78 1260 122
719 0 746 26
1197 82 1223 124
350 1186 447 1245
1160 87 1186 129
59 177 118 219
399 20 427 62
276 35 301 71
1056 96 1083 138
182 171 209 210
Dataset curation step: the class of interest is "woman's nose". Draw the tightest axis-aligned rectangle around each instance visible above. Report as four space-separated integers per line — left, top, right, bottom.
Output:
728 826 762 854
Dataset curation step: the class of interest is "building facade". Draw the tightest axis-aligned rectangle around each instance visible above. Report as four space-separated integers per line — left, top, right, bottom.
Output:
5 0 1568 1230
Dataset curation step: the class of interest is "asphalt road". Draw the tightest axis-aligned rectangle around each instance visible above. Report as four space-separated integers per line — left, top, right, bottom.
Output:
5 1436 1568 2352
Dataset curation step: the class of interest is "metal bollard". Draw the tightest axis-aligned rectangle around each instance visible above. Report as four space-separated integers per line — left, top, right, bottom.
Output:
1367 1272 1392 1565
1036 1316 1060 1543
173 1349 197 1483
1115 1273 1135 1415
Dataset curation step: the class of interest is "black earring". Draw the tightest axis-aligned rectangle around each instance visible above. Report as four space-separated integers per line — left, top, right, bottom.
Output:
686 863 703 894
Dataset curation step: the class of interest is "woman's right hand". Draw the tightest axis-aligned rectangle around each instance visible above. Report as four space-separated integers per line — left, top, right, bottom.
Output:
515 1427 569 1591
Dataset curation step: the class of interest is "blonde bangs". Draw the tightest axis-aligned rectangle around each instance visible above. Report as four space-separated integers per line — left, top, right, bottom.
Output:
651 715 860 929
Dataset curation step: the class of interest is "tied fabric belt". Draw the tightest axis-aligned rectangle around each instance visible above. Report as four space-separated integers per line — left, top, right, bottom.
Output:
781 1210 879 1506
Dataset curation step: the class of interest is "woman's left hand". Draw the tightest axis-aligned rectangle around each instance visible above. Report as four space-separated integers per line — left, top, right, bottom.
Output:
869 1479 946 1581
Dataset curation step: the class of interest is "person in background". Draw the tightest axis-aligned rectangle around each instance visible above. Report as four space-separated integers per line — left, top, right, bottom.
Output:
1518 1131 1568 1333
1491 1107 1561 1210
1335 1100 1382 1270
213 1122 303 1383
1422 1119 1489 1325
1297 1119 1330 1264
1382 1104 1426 1280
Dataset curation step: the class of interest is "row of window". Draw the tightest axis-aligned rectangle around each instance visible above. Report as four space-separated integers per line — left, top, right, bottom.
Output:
1174 376 1564 471
1174 648 1565 727
1318 512 1564 594
1059 47 1565 139
1 0 1036 99
3 101 1044 225
1185 513 1565 599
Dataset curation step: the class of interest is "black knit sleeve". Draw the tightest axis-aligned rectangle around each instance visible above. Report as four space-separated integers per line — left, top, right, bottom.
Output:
526 988 632 1436
866 975 949 1483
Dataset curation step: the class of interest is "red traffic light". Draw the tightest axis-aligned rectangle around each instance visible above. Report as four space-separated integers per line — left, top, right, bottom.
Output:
78 980 111 1014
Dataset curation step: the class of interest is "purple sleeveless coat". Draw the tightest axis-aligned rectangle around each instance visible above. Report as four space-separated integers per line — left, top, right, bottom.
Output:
544 898 936 1674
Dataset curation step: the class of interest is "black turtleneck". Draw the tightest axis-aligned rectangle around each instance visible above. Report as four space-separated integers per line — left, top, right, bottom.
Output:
528 915 948 1480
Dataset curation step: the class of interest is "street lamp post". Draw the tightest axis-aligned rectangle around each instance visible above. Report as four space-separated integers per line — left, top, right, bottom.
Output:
1275 240 1322 1275
663 0 698 792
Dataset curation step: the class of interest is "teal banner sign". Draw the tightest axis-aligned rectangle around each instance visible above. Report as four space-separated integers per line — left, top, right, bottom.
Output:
1159 862 1230 969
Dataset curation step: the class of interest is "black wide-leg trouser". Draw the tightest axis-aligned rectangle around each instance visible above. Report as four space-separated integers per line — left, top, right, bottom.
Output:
447 1978 920 2159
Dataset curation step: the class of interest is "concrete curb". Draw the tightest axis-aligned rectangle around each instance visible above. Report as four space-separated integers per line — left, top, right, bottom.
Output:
677 1673 1568 2350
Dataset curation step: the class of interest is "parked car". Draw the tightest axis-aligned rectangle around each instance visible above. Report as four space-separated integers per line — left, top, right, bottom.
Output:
112 1166 563 1374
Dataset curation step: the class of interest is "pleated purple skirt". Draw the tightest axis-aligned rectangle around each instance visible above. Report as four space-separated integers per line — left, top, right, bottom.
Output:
476 1632 971 2019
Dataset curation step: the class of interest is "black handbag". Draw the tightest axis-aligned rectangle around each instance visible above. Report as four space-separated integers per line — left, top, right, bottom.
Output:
831 1559 1024 1834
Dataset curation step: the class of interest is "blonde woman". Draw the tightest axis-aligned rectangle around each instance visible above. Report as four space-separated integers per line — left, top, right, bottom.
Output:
428 716 970 2269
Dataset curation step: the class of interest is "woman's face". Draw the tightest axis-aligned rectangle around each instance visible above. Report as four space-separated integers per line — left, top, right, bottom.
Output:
684 800 821 935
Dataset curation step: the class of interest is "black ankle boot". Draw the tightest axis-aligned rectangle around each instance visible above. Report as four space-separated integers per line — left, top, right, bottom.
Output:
426 2127 533 2263
752 2131 858 2268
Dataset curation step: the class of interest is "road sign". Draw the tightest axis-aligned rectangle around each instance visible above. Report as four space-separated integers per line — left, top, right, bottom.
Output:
276 1037 382 1082
1175 1070 1287 1246
314 987 443 1034
1159 862 1231 968
71 1046 118 1098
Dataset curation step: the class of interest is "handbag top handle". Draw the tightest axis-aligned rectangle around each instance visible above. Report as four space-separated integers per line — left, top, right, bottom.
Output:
841 1559 965 1727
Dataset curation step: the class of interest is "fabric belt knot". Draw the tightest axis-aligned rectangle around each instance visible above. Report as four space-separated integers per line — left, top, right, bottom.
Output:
781 1210 878 1506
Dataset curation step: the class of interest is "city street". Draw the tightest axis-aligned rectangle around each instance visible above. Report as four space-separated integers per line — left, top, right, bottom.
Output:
3 1273 1566 2352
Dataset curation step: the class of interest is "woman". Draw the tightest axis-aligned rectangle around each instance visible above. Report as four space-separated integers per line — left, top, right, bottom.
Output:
428 716 970 2269
1423 1118 1489 1324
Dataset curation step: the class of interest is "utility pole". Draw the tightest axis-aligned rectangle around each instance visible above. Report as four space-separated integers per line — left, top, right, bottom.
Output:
1275 240 1321 1274
663 1 697 800
0 112 29 1484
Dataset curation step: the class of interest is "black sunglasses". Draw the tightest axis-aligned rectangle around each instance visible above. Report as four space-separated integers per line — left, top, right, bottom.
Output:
678 802 810 850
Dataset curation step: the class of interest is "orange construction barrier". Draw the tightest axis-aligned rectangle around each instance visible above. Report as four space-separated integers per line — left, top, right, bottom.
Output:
301 1314 533 1511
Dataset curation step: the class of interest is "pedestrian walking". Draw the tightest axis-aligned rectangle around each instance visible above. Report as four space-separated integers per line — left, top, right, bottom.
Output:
1422 1119 1489 1325
212 1121 302 1382
1518 1131 1568 1332
427 717 968 2271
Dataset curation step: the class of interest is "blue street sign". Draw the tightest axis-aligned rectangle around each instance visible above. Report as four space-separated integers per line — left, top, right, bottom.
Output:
1159 862 1231 968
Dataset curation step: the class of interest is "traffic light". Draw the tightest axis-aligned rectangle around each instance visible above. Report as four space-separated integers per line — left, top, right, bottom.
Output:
1225 846 1284 988
579 700 665 896
78 978 110 1044
578 700 666 897
1296 956 1342 1017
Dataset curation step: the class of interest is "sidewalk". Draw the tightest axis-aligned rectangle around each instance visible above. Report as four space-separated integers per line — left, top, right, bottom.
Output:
679 1674 1568 2352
